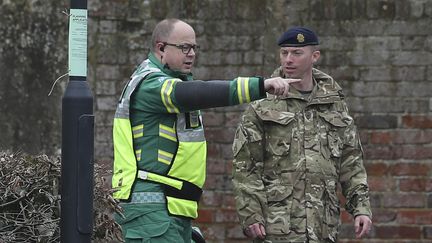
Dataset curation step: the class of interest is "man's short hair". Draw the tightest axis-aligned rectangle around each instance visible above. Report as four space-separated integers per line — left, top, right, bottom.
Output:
151 18 180 52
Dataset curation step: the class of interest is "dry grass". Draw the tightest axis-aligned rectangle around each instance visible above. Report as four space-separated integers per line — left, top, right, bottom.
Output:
0 152 123 242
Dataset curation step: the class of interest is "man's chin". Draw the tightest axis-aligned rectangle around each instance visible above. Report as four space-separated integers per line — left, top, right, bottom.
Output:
284 73 299 79
181 66 193 73
181 68 192 74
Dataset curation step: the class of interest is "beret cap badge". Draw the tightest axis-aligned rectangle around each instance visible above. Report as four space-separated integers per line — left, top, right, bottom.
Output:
297 33 305 43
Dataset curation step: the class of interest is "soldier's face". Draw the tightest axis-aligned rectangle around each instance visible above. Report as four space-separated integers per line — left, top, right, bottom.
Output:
160 22 197 74
279 46 320 79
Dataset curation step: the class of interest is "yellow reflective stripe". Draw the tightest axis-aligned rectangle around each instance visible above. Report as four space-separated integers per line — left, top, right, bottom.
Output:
161 81 170 112
244 77 251 103
146 172 183 190
132 124 144 131
159 124 177 142
161 79 180 113
166 81 179 113
237 77 244 104
160 124 175 133
158 149 173 165
237 77 250 104
160 133 177 142
135 149 142 161
132 124 144 139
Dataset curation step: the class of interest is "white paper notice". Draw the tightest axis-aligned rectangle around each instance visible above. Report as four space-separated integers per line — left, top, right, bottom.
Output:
68 9 87 77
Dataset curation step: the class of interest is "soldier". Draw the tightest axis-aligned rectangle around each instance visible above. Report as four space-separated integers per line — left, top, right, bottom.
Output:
112 19 299 243
232 27 372 243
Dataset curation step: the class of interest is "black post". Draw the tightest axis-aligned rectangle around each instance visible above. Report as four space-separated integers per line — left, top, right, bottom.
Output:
61 0 94 242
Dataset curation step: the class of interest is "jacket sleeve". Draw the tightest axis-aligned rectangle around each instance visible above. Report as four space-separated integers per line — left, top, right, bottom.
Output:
232 104 267 229
174 76 265 112
173 76 266 113
339 107 372 218
132 74 264 113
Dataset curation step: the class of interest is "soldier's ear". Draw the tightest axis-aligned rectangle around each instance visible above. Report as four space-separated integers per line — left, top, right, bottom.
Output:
312 50 320 63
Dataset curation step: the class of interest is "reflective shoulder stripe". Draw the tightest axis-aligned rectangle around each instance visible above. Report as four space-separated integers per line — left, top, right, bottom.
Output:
132 124 144 139
236 77 251 104
161 79 180 113
115 70 156 119
159 124 177 142
158 149 174 165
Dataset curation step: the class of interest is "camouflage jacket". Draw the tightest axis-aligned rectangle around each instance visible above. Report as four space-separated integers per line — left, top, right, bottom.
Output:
232 68 372 243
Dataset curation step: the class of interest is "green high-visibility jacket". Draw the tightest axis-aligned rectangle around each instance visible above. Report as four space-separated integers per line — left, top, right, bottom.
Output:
112 52 267 219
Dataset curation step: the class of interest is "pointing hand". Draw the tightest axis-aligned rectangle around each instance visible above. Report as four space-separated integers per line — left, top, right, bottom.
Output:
264 77 301 97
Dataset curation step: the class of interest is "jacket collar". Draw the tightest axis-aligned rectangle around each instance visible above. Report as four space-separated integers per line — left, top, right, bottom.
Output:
308 68 343 105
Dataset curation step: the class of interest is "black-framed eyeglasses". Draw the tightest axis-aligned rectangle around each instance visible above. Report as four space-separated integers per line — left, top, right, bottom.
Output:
162 42 200 54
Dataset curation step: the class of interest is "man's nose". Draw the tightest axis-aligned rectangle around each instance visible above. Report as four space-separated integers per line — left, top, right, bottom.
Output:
283 53 293 63
187 48 196 56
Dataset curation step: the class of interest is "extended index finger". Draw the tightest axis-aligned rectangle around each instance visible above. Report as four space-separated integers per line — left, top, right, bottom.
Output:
285 78 301 84
281 78 300 97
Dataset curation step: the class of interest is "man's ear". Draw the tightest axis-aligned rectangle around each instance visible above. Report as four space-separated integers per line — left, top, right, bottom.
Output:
156 42 165 54
312 50 320 63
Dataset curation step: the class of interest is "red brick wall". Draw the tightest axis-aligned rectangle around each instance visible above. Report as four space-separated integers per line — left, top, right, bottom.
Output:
346 115 432 243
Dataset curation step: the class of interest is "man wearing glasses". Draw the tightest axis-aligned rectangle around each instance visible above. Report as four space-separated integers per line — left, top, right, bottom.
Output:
112 18 299 242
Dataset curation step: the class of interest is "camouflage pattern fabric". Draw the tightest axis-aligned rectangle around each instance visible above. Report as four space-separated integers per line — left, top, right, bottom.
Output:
232 68 372 243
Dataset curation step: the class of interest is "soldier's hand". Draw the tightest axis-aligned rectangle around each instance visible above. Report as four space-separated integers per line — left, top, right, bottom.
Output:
264 77 301 96
354 215 372 239
244 223 266 240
